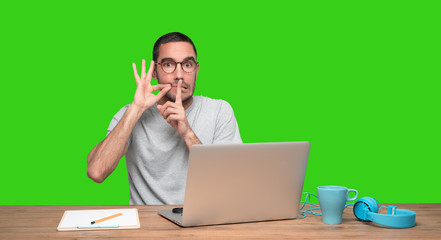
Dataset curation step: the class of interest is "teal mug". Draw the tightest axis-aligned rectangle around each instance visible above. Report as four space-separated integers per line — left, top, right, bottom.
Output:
317 186 358 224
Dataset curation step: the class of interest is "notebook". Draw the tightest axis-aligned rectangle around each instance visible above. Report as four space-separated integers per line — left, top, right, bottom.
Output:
57 208 140 231
158 141 310 227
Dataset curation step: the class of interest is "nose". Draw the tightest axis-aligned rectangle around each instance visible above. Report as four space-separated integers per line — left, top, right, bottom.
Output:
175 62 184 80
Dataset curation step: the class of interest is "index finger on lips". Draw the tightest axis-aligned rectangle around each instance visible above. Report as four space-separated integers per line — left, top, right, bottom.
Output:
176 80 182 104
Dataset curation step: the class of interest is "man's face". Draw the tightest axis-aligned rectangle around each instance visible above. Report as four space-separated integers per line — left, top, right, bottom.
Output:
153 41 199 103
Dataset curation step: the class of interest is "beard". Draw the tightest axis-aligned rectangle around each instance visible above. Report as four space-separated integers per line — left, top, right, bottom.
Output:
166 91 193 103
160 72 197 103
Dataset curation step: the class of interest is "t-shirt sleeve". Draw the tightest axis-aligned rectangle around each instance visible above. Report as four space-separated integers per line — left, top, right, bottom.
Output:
106 104 132 146
213 100 242 144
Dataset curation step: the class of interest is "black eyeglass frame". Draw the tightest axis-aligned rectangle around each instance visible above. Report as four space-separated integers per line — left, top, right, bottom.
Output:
155 60 199 73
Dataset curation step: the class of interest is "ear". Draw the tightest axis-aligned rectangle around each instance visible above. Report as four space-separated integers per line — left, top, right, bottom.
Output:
152 65 157 80
195 63 200 79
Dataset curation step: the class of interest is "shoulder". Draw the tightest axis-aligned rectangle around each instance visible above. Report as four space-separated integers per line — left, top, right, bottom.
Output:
107 104 131 133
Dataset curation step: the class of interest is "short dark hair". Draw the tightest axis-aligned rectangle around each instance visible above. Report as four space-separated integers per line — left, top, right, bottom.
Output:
153 32 197 62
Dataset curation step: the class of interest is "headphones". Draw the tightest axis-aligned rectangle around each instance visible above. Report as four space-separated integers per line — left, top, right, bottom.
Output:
353 197 416 228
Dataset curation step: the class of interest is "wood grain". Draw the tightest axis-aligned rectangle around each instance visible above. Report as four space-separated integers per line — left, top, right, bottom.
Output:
0 204 440 239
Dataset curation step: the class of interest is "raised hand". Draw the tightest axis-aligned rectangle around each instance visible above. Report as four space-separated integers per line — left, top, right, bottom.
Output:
157 80 192 138
132 59 171 112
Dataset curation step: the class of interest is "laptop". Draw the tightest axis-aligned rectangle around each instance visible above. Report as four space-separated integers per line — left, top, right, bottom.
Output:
158 141 310 227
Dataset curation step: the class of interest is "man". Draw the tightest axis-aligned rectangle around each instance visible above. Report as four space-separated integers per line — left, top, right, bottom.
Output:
87 32 242 205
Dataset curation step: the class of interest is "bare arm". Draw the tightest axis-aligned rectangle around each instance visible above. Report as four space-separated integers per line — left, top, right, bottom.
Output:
87 104 143 183
87 60 171 183
181 130 202 150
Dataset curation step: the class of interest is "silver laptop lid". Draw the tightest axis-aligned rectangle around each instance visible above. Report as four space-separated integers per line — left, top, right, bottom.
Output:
181 141 310 227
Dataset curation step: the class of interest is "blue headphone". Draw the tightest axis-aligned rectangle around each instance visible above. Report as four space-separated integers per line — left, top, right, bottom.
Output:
353 197 416 228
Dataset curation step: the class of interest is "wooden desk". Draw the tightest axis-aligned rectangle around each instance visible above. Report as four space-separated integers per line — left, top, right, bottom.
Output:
0 204 440 239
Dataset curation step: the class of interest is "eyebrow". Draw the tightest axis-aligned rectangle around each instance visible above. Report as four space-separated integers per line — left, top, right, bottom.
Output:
184 56 196 62
159 56 196 62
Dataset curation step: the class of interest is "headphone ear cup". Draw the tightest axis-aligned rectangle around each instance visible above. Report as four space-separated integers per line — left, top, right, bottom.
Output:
365 197 380 213
353 197 380 221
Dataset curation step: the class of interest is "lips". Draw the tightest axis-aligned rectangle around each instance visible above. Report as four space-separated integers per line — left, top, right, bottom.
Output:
171 85 188 89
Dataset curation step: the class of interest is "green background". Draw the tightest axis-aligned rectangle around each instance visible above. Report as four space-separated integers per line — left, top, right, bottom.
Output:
1 1 439 205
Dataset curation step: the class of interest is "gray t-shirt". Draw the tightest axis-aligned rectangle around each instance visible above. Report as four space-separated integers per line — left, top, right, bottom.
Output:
107 96 242 205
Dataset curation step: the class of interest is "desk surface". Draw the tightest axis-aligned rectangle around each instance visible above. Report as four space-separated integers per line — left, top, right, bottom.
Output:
0 204 440 239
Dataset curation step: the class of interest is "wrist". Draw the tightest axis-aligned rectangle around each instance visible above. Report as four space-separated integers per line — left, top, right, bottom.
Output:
128 104 146 119
182 129 196 140
182 129 202 150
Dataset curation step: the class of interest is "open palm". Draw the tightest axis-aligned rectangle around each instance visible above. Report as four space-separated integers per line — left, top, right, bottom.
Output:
132 59 171 112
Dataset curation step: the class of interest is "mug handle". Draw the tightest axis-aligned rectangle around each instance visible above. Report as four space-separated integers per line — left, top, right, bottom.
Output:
347 189 358 201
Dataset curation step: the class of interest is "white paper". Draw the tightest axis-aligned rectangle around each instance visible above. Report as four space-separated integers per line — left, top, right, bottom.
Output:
58 208 139 229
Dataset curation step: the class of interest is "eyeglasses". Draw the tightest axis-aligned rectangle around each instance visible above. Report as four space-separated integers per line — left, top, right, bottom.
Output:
156 59 198 73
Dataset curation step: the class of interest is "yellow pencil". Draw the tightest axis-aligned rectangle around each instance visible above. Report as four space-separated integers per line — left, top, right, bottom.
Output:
91 213 122 224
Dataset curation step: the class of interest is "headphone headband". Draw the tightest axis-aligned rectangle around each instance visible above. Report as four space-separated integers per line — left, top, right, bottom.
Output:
353 197 416 228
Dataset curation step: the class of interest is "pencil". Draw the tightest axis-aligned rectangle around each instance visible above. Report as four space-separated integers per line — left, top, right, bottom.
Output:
91 213 122 224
